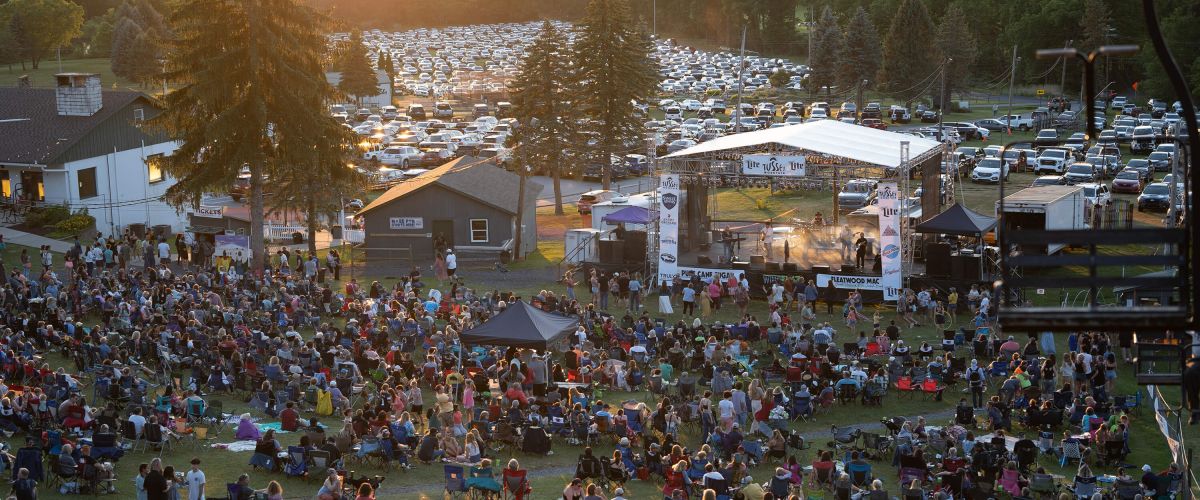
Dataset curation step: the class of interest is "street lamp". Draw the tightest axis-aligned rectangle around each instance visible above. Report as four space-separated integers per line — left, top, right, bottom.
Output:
1036 44 1138 142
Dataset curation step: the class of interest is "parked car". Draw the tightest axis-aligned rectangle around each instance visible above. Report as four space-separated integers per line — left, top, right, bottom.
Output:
1031 175 1067 187
1034 129 1062 146
919 110 939 123
974 118 1008 131
378 146 422 167
1131 125 1156 153
576 190 619 214
407 103 427 120
1034 148 1071 175
1079 182 1112 207
861 118 887 130
837 179 878 212
889 106 911 123
1063 162 1099 185
1110 169 1145 194
971 157 1009 183
1147 151 1172 172
1137 182 1173 211
1124 159 1154 183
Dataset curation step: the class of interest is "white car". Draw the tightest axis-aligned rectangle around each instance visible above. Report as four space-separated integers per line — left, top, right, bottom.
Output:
378 146 422 167
809 108 828 120
971 157 1009 183
680 99 702 111
1035 148 1070 175
1078 183 1111 207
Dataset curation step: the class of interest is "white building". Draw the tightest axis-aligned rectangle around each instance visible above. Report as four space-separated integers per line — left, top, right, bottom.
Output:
0 73 184 235
325 69 393 108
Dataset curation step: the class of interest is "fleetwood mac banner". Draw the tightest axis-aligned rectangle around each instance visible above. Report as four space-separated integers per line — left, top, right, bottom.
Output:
876 181 902 301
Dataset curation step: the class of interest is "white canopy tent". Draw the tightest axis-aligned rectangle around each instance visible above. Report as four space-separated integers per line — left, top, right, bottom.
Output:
663 119 942 168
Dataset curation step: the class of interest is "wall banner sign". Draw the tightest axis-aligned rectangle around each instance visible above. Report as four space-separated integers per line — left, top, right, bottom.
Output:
389 217 424 230
741 154 806 177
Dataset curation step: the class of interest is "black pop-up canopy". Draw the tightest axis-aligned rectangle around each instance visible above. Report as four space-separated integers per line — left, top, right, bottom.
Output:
915 203 998 236
460 301 579 350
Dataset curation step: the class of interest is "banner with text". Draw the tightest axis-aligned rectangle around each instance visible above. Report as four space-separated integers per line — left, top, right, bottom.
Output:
741 154 807 177
815 273 885 292
659 266 744 284
876 181 902 301
657 174 681 282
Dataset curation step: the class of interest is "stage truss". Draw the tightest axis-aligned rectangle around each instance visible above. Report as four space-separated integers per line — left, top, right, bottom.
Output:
646 141 946 295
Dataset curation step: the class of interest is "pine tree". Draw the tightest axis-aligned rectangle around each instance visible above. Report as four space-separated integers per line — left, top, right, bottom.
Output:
151 0 347 270
807 6 842 96
572 0 660 190
110 16 144 82
335 31 378 105
934 4 977 105
509 21 577 216
1079 0 1110 93
838 7 881 91
877 0 937 95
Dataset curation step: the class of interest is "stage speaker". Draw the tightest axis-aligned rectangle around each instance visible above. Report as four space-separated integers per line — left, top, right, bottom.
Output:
623 232 647 263
783 263 799 273
952 255 981 280
598 240 623 263
811 265 831 274
925 244 952 277
750 255 766 266
696 255 713 266
732 261 750 271
765 262 782 272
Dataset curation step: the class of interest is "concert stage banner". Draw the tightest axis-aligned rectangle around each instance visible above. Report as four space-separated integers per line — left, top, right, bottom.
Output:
657 174 681 283
815 273 885 292
876 181 902 301
741 154 806 177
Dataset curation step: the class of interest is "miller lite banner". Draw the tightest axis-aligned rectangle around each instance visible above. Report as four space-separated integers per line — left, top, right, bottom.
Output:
657 174 681 282
876 181 902 301
741 154 806 177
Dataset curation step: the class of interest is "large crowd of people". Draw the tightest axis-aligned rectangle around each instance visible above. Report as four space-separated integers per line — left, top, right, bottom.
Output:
0 229 1186 500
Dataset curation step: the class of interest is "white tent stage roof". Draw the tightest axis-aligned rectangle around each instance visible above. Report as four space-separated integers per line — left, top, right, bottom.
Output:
663 119 943 168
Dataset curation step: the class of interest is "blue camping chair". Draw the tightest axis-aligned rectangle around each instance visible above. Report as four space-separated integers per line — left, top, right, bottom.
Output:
444 464 469 499
283 446 308 477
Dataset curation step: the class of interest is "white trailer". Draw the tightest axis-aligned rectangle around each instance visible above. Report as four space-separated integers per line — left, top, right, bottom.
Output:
996 185 1088 255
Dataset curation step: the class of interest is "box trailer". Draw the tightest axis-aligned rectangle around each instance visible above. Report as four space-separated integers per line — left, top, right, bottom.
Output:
996 185 1087 255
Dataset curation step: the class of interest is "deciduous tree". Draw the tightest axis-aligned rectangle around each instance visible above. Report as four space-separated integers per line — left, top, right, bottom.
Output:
0 0 84 69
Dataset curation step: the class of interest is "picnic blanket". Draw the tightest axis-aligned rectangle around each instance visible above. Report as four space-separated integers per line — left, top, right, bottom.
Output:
210 440 258 452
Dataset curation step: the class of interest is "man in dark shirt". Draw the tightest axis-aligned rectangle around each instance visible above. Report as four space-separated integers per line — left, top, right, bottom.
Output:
885 321 901 341
320 437 342 466
144 458 168 500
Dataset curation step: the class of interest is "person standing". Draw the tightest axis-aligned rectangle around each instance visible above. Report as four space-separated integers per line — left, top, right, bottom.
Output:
445 249 457 277
681 282 696 316
145 458 168 500
855 233 869 269
157 239 171 265
434 251 448 281
185 458 206 500
628 273 642 311
839 225 854 263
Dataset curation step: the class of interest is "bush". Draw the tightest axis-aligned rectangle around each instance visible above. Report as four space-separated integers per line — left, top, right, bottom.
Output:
54 213 96 236
26 205 71 228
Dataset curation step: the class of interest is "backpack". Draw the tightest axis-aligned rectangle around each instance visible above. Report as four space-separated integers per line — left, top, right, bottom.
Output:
968 368 983 387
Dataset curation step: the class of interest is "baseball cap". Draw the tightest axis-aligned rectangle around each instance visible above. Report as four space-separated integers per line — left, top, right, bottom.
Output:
1143 464 1152 472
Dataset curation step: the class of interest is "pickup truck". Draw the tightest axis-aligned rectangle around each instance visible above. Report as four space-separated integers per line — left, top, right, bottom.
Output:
998 114 1035 131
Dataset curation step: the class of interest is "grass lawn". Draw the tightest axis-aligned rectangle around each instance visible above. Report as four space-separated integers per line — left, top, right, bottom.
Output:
0 237 1190 498
0 57 146 92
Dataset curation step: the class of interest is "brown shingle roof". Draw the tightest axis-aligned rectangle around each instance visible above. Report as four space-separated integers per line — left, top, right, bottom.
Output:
0 87 153 165
358 156 542 216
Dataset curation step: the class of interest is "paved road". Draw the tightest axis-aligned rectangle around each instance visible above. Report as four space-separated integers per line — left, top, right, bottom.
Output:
529 176 658 209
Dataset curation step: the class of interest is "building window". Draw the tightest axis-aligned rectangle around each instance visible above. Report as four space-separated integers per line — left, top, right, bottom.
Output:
147 153 164 183
469 219 489 243
77 167 98 199
133 108 145 122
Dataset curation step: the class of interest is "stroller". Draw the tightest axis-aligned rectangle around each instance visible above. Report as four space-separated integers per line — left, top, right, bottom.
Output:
881 416 907 435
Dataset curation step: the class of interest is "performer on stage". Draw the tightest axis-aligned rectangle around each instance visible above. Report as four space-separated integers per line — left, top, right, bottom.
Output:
839 225 854 263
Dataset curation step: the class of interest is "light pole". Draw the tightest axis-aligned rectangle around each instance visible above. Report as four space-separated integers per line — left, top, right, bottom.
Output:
1005 47 1019 134
856 79 867 122
938 58 951 139
1060 40 1073 101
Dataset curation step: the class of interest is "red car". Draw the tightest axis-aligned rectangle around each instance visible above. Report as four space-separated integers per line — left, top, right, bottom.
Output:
1110 169 1145 194
862 118 887 130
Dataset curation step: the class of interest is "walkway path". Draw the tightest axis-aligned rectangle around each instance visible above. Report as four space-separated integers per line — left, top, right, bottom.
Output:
375 406 960 495
0 226 73 253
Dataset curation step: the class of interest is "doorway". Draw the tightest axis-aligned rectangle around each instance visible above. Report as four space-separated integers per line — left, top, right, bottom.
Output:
432 219 454 253
19 171 43 202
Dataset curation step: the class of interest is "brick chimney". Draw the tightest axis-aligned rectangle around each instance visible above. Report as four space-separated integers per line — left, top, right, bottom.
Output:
54 73 103 117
